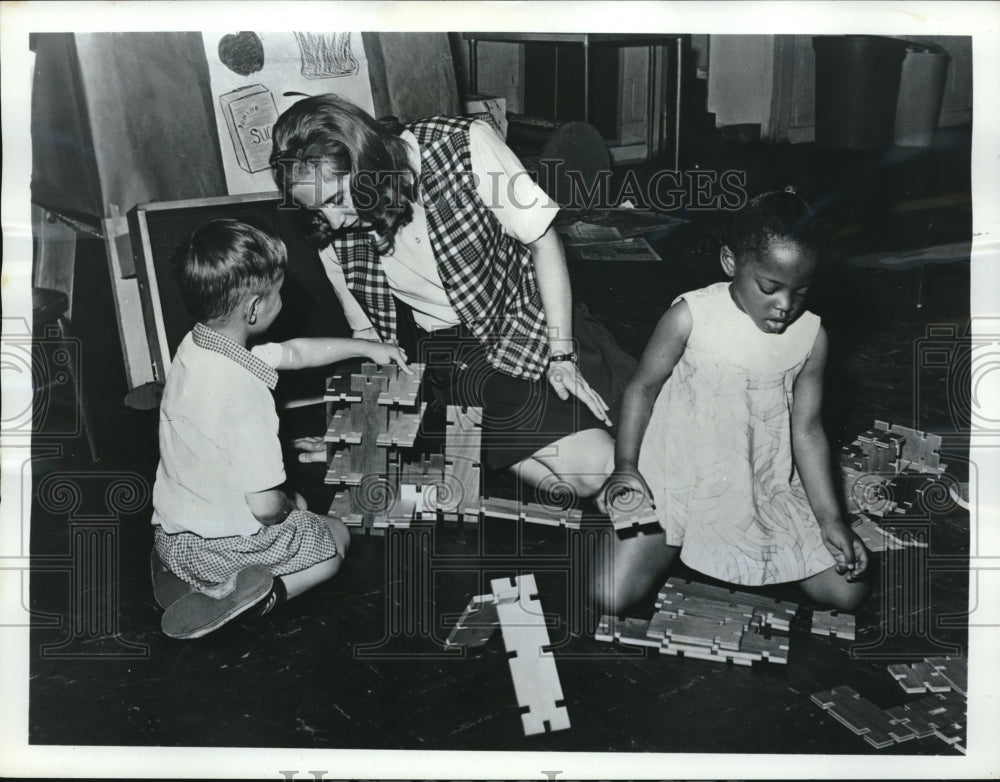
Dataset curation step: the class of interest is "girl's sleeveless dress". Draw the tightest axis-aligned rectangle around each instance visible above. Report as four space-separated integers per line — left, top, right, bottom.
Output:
638 282 836 586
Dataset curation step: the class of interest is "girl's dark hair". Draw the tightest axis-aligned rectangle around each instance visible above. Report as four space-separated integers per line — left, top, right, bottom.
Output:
174 219 286 322
270 94 416 253
726 187 825 265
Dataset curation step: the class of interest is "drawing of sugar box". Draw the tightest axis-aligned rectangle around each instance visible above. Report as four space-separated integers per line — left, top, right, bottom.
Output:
220 84 278 173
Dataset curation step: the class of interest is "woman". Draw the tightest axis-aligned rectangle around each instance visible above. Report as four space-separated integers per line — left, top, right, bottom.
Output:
270 94 613 499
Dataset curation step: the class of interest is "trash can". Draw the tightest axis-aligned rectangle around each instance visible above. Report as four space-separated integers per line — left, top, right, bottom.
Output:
894 42 951 147
812 35 908 151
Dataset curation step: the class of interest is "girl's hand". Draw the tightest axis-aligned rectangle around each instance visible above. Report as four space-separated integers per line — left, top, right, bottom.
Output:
820 519 869 581
546 360 611 426
367 343 413 374
596 467 653 516
291 436 327 464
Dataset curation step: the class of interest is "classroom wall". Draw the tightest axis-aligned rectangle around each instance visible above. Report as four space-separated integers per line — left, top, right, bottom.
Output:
705 36 775 129
705 33 973 142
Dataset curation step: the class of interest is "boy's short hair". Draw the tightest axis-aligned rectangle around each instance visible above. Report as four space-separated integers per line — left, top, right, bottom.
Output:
175 219 287 322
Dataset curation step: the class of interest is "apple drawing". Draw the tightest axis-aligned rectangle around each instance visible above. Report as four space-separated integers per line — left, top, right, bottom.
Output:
218 32 264 76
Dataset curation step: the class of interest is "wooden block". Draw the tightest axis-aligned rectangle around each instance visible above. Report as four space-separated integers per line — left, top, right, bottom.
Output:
444 594 499 650
347 370 390 476
376 362 424 407
376 402 427 448
904 692 965 730
659 579 728 602
646 612 673 641
812 685 895 747
887 663 931 694
662 615 740 647
851 514 890 552
521 500 584 529
875 420 947 476
885 704 936 739
810 689 836 709
663 577 798 625
608 493 659 531
672 596 754 625
371 498 417 535
595 615 618 643
712 650 754 667
325 371 363 404
490 574 571 736
739 631 789 664
875 523 930 549
398 453 447 487
328 490 364 531
811 609 857 640
617 617 660 648
323 411 364 445
887 661 951 694
480 497 522 521
927 656 967 696
658 638 754 667
324 451 366 486
442 405 483 514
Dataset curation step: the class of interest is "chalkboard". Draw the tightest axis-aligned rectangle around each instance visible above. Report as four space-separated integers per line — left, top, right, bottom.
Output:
128 192 351 399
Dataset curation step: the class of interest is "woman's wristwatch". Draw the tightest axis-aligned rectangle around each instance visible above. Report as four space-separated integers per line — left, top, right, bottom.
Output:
548 351 578 365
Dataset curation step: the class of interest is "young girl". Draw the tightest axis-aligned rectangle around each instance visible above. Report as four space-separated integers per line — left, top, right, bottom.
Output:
597 188 869 615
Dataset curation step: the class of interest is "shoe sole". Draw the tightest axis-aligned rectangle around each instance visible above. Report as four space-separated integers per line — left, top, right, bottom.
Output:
161 565 273 640
150 547 197 610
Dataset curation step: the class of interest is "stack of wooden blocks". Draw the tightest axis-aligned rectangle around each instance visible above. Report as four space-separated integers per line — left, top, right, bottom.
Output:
323 362 584 533
811 655 967 753
324 362 427 535
840 419 950 552
595 577 796 666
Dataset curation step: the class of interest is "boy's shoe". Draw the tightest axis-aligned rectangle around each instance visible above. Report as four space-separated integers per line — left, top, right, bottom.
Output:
161 565 273 640
150 547 196 610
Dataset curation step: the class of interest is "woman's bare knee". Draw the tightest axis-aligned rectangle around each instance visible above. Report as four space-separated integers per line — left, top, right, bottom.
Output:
528 429 614 499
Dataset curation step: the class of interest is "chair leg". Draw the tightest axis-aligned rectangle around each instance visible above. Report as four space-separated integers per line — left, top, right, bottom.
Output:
59 317 100 463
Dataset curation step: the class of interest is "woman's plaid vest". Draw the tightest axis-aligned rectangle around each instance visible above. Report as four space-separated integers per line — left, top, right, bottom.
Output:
330 116 549 380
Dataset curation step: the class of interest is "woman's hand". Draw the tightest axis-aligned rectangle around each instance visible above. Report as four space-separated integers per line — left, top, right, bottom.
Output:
596 466 653 516
291 436 327 464
819 518 869 581
546 360 611 426
367 343 413 374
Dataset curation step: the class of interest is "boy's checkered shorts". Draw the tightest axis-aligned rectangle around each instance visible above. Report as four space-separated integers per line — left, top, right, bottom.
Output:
154 510 339 595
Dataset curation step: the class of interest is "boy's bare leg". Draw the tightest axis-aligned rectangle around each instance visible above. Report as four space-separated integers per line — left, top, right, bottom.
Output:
280 515 351 599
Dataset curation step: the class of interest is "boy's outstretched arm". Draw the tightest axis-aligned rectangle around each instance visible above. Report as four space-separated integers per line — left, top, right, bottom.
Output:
792 326 869 580
597 300 691 513
271 338 412 373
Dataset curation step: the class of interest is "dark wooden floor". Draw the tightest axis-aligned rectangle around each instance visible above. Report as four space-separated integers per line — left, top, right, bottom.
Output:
28 127 973 755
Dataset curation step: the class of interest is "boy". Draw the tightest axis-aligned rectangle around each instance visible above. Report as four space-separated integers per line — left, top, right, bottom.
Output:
151 218 409 639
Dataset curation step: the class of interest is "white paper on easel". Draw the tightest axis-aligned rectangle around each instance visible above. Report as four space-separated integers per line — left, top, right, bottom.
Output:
201 31 376 196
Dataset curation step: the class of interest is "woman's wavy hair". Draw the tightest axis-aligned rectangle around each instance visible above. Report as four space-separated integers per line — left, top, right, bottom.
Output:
270 94 416 253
